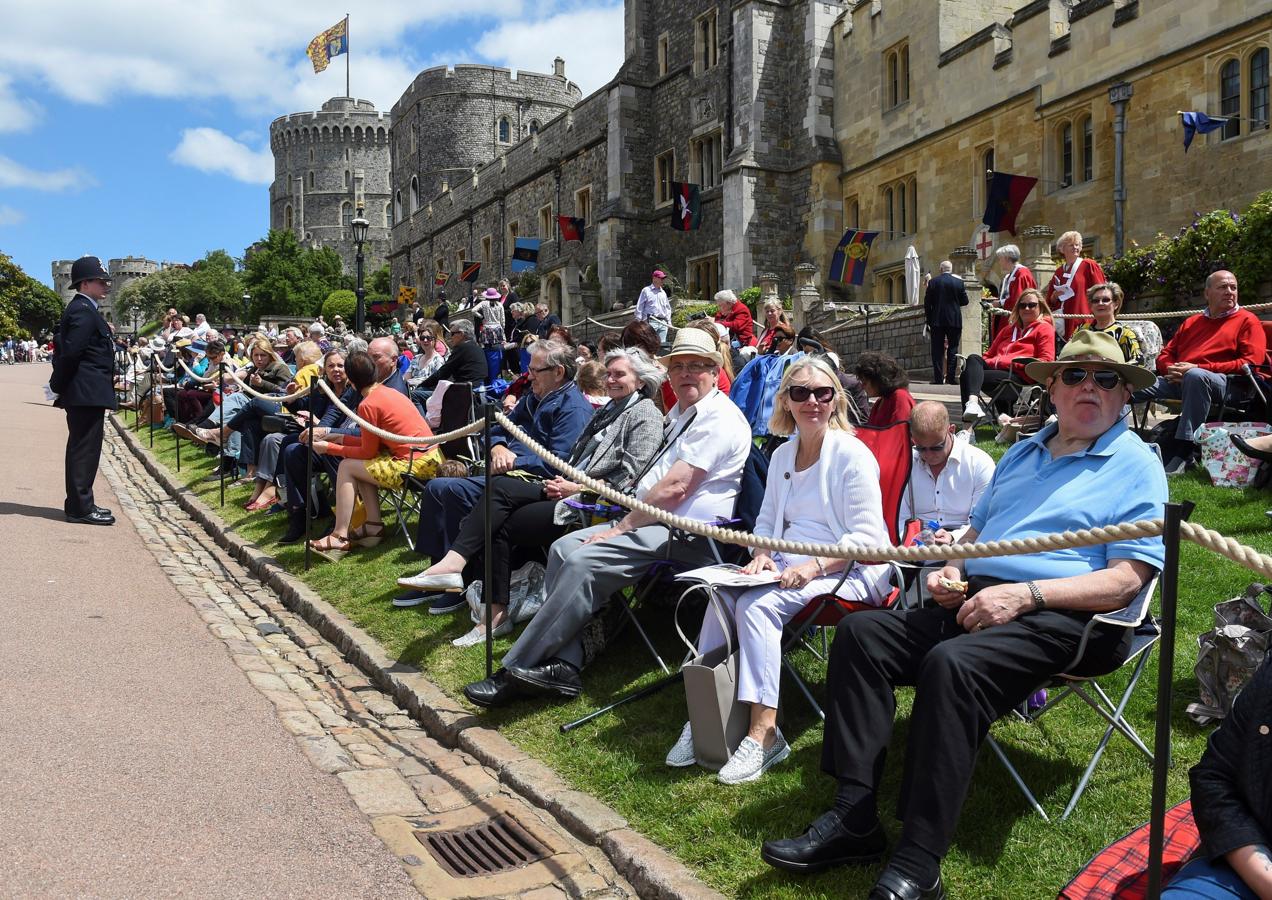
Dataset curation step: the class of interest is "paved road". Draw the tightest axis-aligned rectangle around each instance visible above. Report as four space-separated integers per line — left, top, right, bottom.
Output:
0 362 417 897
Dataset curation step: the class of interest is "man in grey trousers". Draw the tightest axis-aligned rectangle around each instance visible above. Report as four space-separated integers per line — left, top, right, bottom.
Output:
464 328 753 707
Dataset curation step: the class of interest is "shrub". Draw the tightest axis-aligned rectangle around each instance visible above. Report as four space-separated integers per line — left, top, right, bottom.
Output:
671 301 717 326
321 289 358 323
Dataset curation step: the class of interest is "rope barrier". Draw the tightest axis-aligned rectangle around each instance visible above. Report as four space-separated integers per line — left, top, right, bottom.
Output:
312 378 485 447
988 300 1272 321
224 368 315 404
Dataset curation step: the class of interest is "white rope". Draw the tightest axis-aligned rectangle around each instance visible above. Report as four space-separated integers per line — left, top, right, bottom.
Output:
312 378 484 447
988 299 1272 321
224 368 314 404
176 358 219 385
581 315 679 334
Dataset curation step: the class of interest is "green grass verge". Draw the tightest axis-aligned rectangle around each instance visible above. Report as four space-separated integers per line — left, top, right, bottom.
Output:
124 413 1272 899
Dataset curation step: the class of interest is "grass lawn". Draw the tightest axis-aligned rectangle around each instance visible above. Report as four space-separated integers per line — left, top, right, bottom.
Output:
124 413 1272 899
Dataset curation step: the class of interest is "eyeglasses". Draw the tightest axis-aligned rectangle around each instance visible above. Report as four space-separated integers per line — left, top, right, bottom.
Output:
1017 302 1040 309
912 436 949 453
787 384 835 404
1089 295 1115 305
530 364 560 374
1059 367 1123 390
668 361 716 374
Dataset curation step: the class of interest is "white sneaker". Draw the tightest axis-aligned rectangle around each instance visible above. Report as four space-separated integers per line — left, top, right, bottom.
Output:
665 722 696 768
451 618 513 647
717 730 791 785
396 571 464 592
962 397 985 422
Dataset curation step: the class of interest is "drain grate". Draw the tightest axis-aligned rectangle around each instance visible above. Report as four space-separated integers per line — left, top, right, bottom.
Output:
417 813 551 877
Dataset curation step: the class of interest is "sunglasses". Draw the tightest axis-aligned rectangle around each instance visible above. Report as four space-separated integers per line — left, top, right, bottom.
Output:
1059 367 1123 390
1089 295 1115 304
1017 302 1040 309
912 437 949 453
788 384 835 403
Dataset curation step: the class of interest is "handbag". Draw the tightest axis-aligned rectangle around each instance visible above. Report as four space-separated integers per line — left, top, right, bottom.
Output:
1195 421 1272 487
675 584 749 771
1186 583 1272 724
262 413 302 435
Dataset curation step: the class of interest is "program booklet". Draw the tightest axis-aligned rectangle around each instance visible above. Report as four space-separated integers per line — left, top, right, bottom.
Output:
676 563 781 588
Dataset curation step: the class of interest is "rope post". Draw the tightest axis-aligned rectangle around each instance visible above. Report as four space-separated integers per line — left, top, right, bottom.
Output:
483 403 495 679
148 356 156 448
1146 500 1191 899
218 363 226 508
304 410 315 572
132 361 139 431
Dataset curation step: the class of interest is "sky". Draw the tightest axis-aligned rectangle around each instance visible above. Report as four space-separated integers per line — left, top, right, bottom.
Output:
0 1 625 288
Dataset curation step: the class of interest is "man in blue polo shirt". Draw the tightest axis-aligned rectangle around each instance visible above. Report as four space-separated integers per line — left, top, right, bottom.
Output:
761 330 1165 900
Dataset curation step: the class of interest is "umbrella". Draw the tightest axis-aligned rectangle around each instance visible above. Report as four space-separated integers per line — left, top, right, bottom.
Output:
904 245 921 306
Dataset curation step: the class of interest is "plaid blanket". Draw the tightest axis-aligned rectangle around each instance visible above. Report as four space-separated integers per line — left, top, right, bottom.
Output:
1057 800 1199 899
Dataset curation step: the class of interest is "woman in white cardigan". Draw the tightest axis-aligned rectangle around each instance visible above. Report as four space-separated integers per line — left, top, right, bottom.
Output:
667 356 892 784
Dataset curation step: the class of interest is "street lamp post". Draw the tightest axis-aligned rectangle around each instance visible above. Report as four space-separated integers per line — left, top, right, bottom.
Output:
130 306 141 337
1108 81 1133 257
241 292 251 328
351 206 370 334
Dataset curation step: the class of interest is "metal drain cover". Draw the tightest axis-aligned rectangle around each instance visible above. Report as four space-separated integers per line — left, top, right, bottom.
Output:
417 813 551 877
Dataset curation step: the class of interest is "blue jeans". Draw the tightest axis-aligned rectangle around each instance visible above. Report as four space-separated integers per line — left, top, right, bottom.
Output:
1131 367 1230 442
414 476 485 560
1162 856 1257 898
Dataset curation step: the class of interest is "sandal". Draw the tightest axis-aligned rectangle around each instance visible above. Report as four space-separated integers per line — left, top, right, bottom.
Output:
308 532 353 561
348 521 385 547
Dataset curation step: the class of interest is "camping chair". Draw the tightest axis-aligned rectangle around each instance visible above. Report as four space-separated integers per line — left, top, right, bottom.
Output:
390 382 480 550
984 572 1161 823
780 419 919 719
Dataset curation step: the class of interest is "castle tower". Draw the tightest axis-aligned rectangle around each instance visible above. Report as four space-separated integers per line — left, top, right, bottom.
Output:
268 97 393 276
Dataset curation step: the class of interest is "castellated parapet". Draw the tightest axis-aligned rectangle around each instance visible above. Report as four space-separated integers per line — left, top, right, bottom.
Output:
269 96 392 275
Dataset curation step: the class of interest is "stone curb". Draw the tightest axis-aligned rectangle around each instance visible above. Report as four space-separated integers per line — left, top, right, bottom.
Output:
109 415 726 900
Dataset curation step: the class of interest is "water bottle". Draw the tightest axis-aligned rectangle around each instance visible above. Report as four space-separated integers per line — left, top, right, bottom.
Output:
916 519 940 546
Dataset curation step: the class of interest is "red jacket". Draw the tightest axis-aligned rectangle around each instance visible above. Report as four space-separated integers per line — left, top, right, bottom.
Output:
1158 309 1267 375
985 318 1056 379
714 301 756 346
1045 257 1105 339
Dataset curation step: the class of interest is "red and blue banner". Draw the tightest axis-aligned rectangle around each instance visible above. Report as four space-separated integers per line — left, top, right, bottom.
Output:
670 182 702 231
557 215 585 243
828 230 879 286
511 238 541 273
982 171 1037 235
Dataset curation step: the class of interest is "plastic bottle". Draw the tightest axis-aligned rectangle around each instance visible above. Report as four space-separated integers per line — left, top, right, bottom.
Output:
916 519 940 546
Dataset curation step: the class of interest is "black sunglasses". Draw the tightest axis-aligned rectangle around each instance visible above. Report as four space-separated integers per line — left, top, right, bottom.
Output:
1059 367 1122 390
1017 302 1040 309
788 384 835 403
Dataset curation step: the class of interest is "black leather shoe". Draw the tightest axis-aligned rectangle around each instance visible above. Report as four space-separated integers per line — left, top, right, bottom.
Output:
67 508 115 526
1232 433 1272 463
760 811 887 873
463 669 524 708
868 867 946 900
505 659 582 699
92 505 113 517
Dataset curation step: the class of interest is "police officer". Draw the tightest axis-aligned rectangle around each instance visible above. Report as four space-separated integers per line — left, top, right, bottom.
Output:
50 256 117 525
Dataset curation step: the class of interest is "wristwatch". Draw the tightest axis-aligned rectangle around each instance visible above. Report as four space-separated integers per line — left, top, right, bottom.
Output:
1026 581 1046 611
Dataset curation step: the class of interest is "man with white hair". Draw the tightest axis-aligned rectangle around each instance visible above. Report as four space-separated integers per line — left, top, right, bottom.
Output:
192 313 211 338
991 244 1037 340
922 261 969 384
713 289 756 350
308 320 330 353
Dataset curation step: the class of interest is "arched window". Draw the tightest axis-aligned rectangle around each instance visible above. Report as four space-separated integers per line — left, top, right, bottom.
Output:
409 176 419 215
309 148 314 162
981 148 995 210
341 202 352 227
908 177 918 233
884 186 894 233
1059 122 1073 187
284 205 293 231
394 191 402 223
1220 58 1241 139
898 182 907 234
344 170 351 189
307 170 315 189
385 202 393 228
1251 48 1270 131
887 53 899 108
1080 115 1093 182
498 117 510 143
529 120 540 136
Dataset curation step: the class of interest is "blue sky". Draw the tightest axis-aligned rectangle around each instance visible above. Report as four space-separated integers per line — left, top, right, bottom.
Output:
0 1 624 288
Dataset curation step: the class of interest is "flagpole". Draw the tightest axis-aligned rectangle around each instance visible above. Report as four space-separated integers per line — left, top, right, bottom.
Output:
345 14 351 98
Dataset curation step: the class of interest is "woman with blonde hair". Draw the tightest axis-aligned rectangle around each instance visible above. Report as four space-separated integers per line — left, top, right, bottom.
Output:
1045 230 1106 340
960 287 1056 421
666 355 892 783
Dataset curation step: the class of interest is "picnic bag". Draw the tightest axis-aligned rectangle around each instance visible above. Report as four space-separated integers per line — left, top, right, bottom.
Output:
137 389 165 426
1194 421 1272 487
1186 583 1272 725
675 584 749 771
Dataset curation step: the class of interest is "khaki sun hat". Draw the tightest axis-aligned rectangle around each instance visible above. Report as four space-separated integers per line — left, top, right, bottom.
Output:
1024 329 1155 391
659 327 723 368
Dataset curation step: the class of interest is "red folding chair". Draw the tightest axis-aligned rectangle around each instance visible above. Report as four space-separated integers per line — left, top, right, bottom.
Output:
781 419 919 719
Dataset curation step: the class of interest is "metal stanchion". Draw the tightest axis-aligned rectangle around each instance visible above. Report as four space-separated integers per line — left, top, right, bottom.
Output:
217 362 226 507
148 356 156 448
1146 501 1191 899
483 404 496 679
304 411 315 571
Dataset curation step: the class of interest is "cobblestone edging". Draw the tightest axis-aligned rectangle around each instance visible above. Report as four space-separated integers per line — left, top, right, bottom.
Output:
107 415 726 900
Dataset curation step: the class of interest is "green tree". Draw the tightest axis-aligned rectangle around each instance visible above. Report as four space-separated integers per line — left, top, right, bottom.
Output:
179 249 244 322
242 230 346 319
369 263 391 296
0 251 68 338
113 266 187 326
321 289 357 323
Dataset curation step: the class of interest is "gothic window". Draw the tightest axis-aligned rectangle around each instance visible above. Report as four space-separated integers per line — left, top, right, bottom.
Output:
1251 48 1270 130
409 176 419 215
884 186 894 233
575 186 591 223
687 254 719 301
690 131 723 188
655 149 675 205
844 195 859 230
884 41 910 110
978 147 995 212
529 120 540 136
309 148 314 162
1059 122 1074 187
284 205 293 231
657 33 670 77
882 176 917 234
1080 115 1093 182
394 190 402 223
308 170 315 189
481 235 492 265
694 10 718 75
386 202 393 228
1220 58 1241 139
342 202 352 227
498 117 511 143
344 170 351 189
538 203 553 242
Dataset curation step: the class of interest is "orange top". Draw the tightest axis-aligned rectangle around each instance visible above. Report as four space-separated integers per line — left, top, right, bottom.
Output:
326 385 435 460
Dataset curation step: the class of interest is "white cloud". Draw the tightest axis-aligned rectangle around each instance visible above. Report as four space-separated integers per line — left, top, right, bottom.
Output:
171 128 274 184
0 155 94 192
0 75 41 132
474 3 625 97
0 205 25 226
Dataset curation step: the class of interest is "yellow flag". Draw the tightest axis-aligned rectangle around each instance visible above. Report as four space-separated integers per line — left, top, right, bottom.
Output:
306 18 348 74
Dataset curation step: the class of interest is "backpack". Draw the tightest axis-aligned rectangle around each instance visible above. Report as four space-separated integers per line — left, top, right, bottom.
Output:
1186 583 1272 725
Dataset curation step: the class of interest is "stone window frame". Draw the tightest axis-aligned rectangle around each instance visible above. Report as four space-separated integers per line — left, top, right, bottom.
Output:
1251 46 1270 131
882 40 910 112
507 220 520 264
657 32 671 78
394 191 403 224
1047 104 1095 192
409 177 420 216
1201 39 1272 148
689 129 724 190
528 119 541 136
344 170 351 190
435 257 446 281
881 174 917 236
498 116 512 144
971 145 995 218
843 194 860 230
686 252 720 303
455 250 465 280
284 205 293 232
654 148 676 207
385 202 393 228
538 203 554 246
693 10 719 76
341 201 352 228
481 234 493 266
873 263 906 305
409 125 417 156
308 170 315 190
308 147 314 163
574 186 592 223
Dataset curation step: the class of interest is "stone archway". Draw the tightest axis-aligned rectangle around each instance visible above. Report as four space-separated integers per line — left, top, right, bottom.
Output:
543 273 563 319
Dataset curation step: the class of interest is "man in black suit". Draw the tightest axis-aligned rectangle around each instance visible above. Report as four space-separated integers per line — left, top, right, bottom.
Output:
923 260 969 385
49 256 117 525
417 319 488 392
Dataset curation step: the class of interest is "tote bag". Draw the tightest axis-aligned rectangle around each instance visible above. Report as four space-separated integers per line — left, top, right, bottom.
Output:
675 584 749 771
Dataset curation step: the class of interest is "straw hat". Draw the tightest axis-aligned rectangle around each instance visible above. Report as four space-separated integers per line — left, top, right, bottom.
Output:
1024 330 1154 391
659 328 722 367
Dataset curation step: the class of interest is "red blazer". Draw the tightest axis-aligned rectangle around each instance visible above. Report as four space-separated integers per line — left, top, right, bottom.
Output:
714 302 757 346
985 318 1056 379
993 264 1038 339
1046 257 1105 339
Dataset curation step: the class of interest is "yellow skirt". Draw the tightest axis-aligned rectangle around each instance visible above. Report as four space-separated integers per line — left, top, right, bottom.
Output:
364 449 441 490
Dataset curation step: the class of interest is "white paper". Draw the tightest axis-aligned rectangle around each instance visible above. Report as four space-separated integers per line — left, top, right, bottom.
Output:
43 384 58 403
676 563 781 588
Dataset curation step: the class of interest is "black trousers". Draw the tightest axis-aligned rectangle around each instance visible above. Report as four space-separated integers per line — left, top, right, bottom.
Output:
64 406 106 517
820 582 1128 858
958 355 1015 409
929 326 961 385
450 478 566 607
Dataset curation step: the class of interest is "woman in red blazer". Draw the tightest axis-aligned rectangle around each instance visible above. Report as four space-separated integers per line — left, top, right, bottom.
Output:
1045 230 1106 340
960 289 1056 421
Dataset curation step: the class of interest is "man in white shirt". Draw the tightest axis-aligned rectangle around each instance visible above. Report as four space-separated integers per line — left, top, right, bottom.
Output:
192 313 212 338
899 402 994 544
634 269 671 345
464 328 752 707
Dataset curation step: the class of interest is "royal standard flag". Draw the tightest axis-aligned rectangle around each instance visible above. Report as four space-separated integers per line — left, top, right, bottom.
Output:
827 230 879 286
307 18 348 74
434 272 449 287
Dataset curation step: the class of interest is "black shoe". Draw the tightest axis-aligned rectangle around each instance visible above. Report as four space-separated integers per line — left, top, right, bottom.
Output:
505 659 582 699
868 867 946 900
201 460 239 482
760 811 887 873
463 669 525 708
67 508 115 526
277 510 309 544
1232 433 1272 463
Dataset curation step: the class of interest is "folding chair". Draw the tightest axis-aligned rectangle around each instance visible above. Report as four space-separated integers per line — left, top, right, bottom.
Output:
780 419 919 719
984 572 1161 822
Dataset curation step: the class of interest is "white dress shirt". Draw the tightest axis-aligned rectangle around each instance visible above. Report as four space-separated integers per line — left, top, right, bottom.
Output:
900 438 995 539
635 284 671 322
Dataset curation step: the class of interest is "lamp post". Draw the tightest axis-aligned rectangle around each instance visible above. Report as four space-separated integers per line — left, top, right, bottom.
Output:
352 206 370 334
1108 81 1133 257
130 306 142 338
241 292 251 328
